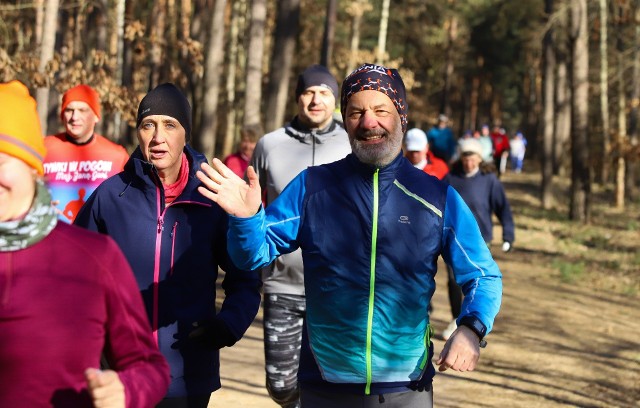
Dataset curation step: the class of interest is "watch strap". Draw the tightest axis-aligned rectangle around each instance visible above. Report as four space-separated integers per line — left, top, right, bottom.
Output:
458 315 487 341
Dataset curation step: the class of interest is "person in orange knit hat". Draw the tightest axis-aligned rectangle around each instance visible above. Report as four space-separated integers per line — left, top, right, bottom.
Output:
0 80 170 407
0 81 46 177
43 84 129 222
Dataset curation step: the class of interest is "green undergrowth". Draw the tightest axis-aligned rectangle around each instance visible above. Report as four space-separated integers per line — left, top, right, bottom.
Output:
502 172 640 297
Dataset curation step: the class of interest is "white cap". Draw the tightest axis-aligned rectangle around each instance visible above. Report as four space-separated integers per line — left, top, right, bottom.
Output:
404 128 428 151
459 138 483 157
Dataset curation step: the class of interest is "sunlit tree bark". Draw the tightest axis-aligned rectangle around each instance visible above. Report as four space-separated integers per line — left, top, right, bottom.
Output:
264 0 300 133
148 0 167 89
599 0 611 184
553 4 571 177
345 0 371 76
36 0 60 135
569 0 591 222
541 0 555 209
222 0 242 157
376 0 390 65
199 0 227 159
243 0 266 128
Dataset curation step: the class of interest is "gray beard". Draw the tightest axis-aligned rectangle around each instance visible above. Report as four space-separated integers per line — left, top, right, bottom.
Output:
351 137 402 167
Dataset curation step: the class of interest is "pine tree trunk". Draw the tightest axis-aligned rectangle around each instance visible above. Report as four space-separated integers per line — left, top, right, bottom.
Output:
243 0 267 128
36 0 60 136
469 73 480 131
35 0 44 46
320 0 337 67
188 0 213 135
569 0 591 222
554 5 571 177
626 11 640 201
599 0 611 184
541 0 555 210
199 0 227 159
376 0 390 65
148 0 167 89
441 14 457 118
346 1 371 75
222 0 242 158
615 68 627 210
615 39 627 209
264 0 300 133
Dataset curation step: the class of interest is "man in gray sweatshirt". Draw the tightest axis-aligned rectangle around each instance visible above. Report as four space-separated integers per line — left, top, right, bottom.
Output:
251 65 351 408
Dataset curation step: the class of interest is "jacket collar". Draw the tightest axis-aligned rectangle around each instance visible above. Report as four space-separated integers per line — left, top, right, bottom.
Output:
346 151 406 180
124 144 212 205
284 117 345 144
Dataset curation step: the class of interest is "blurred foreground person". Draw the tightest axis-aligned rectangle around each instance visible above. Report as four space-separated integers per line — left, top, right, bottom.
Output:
75 83 261 408
196 64 502 408
0 80 169 407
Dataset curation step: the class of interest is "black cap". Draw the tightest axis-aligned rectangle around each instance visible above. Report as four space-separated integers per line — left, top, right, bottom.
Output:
294 65 339 101
136 83 192 140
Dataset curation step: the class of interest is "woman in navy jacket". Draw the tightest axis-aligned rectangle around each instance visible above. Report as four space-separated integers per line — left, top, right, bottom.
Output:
75 84 261 407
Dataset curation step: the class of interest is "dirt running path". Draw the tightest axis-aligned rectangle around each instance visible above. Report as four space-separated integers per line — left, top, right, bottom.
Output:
210 173 640 407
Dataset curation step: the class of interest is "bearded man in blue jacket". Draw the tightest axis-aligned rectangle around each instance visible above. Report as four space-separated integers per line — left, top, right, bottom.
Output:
196 64 502 408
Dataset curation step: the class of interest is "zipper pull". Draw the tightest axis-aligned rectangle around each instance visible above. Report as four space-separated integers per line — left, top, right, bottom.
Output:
157 217 164 233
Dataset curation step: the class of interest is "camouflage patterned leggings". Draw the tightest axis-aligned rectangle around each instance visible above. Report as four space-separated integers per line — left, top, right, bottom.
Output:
263 293 305 408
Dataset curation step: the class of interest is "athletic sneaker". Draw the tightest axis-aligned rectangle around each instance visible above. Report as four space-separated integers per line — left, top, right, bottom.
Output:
441 319 457 341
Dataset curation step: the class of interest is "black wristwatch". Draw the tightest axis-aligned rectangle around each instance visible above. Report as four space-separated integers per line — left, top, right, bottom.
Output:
459 315 488 348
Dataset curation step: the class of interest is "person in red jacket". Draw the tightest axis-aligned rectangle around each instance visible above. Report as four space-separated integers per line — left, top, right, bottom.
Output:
0 80 169 407
490 126 510 176
43 84 129 222
223 124 261 178
403 128 449 179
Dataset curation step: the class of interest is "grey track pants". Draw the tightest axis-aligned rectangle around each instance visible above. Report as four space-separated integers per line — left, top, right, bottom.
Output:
263 293 306 408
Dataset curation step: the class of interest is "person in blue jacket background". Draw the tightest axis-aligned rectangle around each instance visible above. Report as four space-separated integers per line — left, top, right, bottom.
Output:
75 83 261 408
196 64 502 408
440 137 515 341
426 114 457 163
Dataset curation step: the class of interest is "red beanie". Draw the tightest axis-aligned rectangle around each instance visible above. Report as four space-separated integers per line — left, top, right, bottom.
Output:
60 85 101 120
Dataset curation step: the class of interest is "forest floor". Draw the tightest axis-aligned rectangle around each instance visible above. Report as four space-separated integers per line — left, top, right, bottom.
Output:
210 170 640 407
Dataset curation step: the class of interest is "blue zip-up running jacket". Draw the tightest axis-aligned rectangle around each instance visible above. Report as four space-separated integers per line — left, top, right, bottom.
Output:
227 153 502 395
74 145 261 398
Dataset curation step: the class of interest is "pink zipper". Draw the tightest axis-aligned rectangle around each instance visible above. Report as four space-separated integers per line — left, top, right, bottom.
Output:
151 196 210 345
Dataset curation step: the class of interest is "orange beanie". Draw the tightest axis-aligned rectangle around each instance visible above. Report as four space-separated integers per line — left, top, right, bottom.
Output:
60 84 101 120
0 81 46 175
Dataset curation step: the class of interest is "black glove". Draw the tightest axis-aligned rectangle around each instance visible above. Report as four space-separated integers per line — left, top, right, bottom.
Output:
171 318 235 350
408 375 433 392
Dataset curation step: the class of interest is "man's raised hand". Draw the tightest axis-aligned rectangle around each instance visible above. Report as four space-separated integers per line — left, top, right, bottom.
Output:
196 158 262 218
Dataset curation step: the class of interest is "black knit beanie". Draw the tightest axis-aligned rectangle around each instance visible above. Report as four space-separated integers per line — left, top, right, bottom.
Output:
295 65 339 101
136 83 192 140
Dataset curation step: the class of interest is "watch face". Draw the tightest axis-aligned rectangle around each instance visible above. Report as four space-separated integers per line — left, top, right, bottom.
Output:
460 315 487 339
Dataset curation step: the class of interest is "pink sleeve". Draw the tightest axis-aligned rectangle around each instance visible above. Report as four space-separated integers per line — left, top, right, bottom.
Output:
100 237 170 407
223 154 246 178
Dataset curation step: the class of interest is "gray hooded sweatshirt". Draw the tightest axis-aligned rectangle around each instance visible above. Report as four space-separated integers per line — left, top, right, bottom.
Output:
251 117 351 294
